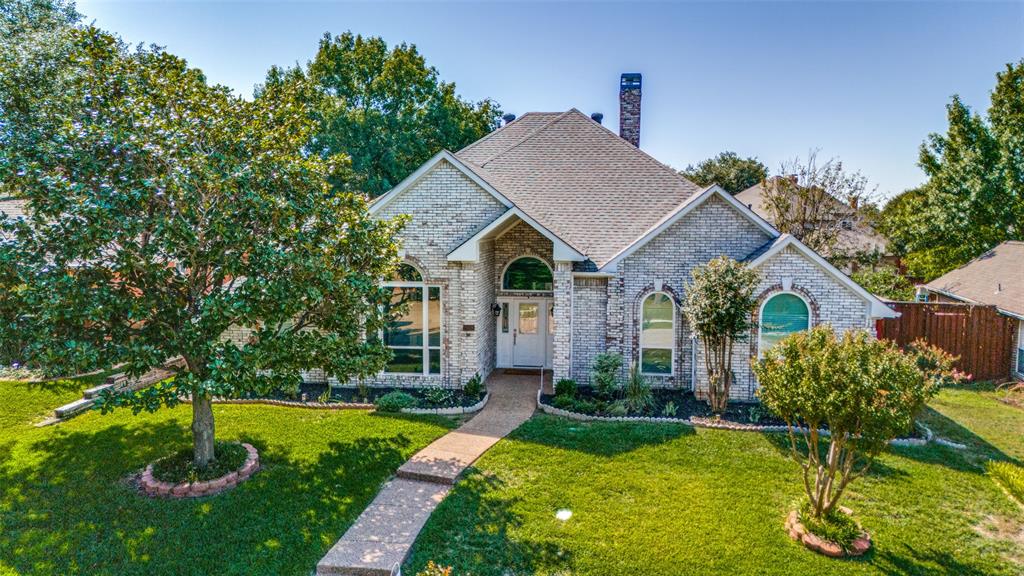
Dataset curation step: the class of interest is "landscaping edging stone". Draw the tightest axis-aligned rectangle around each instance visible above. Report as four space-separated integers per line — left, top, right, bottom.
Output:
193 397 376 410
402 392 489 415
536 390 935 445
785 509 871 558
139 443 260 498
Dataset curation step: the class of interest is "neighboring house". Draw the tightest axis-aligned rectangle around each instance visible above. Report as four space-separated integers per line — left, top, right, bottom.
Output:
356 73 897 401
735 180 894 272
922 241 1024 381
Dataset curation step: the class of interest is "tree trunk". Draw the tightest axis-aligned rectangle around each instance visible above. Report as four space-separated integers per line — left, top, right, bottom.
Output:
192 394 216 469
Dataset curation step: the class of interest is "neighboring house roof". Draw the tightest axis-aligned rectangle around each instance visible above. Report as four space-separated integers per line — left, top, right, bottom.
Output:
924 241 1024 319
735 181 889 257
0 197 28 219
454 109 703 267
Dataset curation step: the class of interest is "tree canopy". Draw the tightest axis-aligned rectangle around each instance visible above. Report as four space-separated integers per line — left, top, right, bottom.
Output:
680 151 768 194
263 32 502 198
882 61 1024 281
0 22 403 467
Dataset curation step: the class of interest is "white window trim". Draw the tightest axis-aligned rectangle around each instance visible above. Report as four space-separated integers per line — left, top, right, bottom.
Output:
639 291 675 376
757 290 812 358
500 256 555 294
381 264 442 376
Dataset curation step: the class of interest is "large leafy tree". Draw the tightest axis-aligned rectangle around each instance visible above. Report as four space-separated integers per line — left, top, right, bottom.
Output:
884 61 1024 280
681 151 768 194
264 32 502 197
0 24 403 468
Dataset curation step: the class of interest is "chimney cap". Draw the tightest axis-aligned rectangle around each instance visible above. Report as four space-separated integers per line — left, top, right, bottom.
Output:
590 112 604 124
501 113 516 124
620 73 642 90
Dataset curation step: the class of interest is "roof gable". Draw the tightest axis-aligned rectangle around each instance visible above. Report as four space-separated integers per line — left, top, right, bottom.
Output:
369 151 512 216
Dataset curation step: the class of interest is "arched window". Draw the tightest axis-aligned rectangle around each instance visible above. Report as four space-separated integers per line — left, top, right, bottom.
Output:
640 292 674 375
382 263 441 375
759 293 810 354
502 257 553 292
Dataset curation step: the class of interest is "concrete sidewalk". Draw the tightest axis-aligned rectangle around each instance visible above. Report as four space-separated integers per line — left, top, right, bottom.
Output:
316 370 541 576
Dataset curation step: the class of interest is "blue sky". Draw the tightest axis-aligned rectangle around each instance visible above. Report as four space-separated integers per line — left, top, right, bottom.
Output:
78 1 1023 200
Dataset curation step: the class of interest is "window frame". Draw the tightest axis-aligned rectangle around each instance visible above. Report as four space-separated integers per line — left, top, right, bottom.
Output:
757 291 812 358
381 264 442 376
639 291 675 376
500 256 554 293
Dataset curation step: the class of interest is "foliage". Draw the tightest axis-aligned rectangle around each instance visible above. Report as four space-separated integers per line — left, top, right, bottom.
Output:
987 460 1024 504
607 400 629 417
417 561 454 576
554 378 578 399
376 391 418 412
754 326 938 518
262 32 501 198
680 151 768 194
0 23 404 468
316 388 332 404
623 364 654 414
849 266 916 301
760 151 880 262
151 441 248 484
881 61 1024 280
464 372 483 399
683 256 760 413
591 352 623 399
798 504 861 551
661 400 678 418
550 395 576 411
423 386 455 407
746 404 767 424
905 338 970 387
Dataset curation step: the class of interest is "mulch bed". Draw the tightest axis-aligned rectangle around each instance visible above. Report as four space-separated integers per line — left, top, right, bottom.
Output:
244 382 482 409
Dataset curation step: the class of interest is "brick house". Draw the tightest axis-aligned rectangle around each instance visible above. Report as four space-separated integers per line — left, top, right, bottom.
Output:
357 74 897 400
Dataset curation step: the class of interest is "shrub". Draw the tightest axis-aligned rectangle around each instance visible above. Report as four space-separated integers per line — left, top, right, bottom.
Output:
683 256 760 414
747 404 767 424
754 326 937 520
417 561 453 576
423 386 455 407
554 378 578 398
572 398 598 415
623 364 654 414
799 504 861 551
551 395 577 411
356 380 370 402
906 339 969 387
988 461 1024 503
662 400 678 418
592 352 623 399
316 388 332 404
375 391 417 412
607 400 629 417
463 373 483 399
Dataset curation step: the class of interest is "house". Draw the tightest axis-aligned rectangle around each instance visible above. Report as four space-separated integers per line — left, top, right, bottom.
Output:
921 241 1024 381
357 73 897 401
734 179 894 272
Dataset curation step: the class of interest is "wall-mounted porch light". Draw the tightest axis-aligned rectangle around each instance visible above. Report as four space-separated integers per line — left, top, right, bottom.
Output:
491 303 502 317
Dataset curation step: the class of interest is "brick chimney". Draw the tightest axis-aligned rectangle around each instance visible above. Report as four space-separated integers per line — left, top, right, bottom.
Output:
619 73 642 147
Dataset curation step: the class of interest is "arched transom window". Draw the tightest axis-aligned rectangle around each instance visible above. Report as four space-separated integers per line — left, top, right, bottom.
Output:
502 257 553 292
759 292 810 354
640 292 674 375
382 263 441 375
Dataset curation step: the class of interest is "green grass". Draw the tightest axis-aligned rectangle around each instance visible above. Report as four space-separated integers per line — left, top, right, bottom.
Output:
921 385 1024 461
407 402 1024 575
988 461 1024 504
0 379 454 576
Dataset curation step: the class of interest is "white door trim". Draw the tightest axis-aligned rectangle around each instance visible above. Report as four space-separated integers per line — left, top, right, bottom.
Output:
496 296 554 369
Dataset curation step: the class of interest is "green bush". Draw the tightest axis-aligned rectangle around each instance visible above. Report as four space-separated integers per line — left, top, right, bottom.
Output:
988 460 1024 503
799 504 861 551
623 364 654 414
554 378 578 398
422 387 455 407
592 352 623 399
662 400 678 418
375 391 418 412
551 395 577 411
572 398 598 415
463 373 483 398
607 400 629 417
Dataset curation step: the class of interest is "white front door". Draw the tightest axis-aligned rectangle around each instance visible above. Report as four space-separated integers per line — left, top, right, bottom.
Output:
497 298 553 368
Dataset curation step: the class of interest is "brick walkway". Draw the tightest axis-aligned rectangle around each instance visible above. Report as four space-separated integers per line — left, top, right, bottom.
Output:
316 370 542 576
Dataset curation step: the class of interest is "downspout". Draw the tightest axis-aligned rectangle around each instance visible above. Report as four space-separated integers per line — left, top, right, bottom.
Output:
690 334 697 392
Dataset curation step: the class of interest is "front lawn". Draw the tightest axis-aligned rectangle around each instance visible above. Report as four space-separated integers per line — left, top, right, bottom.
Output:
0 379 454 576
406 392 1024 575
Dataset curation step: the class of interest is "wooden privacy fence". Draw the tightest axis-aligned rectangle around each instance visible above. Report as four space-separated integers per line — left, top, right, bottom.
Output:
876 302 1015 382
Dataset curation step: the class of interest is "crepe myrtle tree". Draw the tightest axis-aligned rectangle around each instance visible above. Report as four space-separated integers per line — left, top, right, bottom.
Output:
753 326 939 519
682 256 760 413
0 26 405 468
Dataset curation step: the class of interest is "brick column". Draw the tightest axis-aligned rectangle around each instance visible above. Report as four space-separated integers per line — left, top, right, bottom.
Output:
552 261 573 382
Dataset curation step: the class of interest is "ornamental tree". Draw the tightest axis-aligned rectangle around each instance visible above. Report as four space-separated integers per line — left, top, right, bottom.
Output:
680 151 768 194
753 326 938 519
683 256 760 413
0 25 403 468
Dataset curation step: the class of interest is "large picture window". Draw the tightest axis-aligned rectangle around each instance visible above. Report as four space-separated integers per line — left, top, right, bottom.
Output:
759 292 810 354
382 264 441 375
640 292 674 375
502 257 553 292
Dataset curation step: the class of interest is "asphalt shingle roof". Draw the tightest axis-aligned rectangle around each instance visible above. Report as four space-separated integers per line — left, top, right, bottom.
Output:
925 241 1024 317
455 109 702 267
